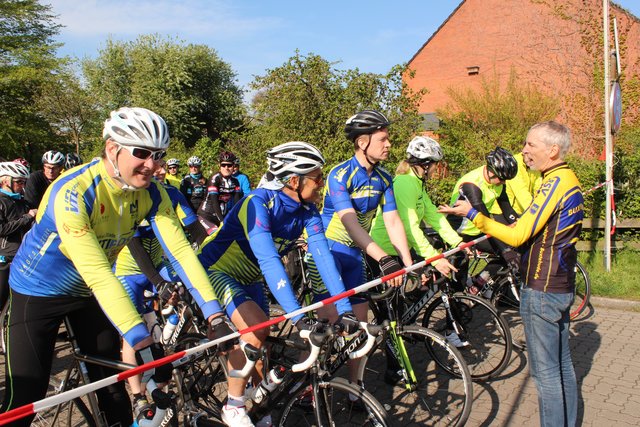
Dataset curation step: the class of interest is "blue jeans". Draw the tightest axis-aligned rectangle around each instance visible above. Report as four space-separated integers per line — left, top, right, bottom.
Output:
520 286 577 427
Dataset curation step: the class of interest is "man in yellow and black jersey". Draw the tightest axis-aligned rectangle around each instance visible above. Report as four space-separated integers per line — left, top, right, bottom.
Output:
440 121 583 427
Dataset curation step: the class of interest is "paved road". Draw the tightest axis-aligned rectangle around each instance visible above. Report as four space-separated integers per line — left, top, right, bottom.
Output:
1 301 639 426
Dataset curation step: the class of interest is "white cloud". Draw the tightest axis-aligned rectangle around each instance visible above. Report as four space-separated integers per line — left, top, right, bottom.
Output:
47 0 282 39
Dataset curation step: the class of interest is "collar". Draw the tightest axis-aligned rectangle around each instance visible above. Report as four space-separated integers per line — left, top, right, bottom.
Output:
278 189 309 213
189 173 202 179
351 155 378 176
0 188 22 200
541 162 568 178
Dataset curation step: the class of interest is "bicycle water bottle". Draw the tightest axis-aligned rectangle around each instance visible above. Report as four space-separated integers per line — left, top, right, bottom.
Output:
143 311 162 343
473 271 493 298
251 365 286 404
162 314 179 344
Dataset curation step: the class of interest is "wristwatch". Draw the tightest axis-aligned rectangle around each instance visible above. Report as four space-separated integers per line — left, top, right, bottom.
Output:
209 316 226 329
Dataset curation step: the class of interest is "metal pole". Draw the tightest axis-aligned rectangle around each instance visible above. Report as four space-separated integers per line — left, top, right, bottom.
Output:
603 0 612 271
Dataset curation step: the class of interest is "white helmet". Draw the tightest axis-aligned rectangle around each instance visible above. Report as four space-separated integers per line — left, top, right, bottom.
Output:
187 156 202 167
406 136 443 164
166 158 180 167
266 141 325 178
102 107 170 150
42 150 65 166
0 162 30 179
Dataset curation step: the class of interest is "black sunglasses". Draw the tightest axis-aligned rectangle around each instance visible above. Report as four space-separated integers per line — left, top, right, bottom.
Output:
220 163 234 168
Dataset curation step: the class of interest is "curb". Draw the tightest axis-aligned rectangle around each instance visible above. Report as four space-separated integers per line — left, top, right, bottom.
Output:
589 296 640 311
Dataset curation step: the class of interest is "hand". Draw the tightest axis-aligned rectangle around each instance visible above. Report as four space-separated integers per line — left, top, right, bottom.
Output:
27 209 37 218
434 258 458 277
135 342 172 384
208 316 238 352
157 281 181 301
295 316 321 333
378 255 404 287
437 200 472 217
457 242 473 256
336 311 359 335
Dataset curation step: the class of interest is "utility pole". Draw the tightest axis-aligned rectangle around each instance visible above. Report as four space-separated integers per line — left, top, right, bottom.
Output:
603 0 613 272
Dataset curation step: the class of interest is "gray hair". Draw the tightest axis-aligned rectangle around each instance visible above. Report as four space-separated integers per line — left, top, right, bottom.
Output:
528 121 571 158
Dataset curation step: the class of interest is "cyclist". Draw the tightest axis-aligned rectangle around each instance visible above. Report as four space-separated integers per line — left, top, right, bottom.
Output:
0 162 36 311
197 150 242 231
197 141 356 427
309 110 412 386
181 155 208 211
24 149 65 208
2 107 231 427
370 136 468 349
233 156 252 198
165 157 182 188
64 152 83 171
12 157 30 172
114 159 207 416
447 147 521 282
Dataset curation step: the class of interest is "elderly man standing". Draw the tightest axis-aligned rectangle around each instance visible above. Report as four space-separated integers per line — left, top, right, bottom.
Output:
439 121 583 427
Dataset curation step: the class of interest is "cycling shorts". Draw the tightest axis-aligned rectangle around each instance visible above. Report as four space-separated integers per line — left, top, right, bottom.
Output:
208 270 269 318
310 240 367 305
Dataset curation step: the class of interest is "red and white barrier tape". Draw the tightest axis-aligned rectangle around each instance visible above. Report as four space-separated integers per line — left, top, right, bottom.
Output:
584 179 611 195
0 235 489 425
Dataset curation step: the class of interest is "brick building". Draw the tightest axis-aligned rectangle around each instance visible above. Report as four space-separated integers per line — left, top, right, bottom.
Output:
405 0 640 158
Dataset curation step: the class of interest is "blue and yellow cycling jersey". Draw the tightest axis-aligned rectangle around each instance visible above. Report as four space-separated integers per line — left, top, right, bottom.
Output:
467 163 583 293
9 160 221 346
114 182 198 276
321 156 397 246
198 188 351 321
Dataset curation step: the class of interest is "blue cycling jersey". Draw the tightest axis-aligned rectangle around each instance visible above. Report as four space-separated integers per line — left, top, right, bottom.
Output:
198 188 352 320
321 156 397 246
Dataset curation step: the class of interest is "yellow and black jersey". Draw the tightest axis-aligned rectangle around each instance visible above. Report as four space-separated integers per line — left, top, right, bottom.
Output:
467 163 583 293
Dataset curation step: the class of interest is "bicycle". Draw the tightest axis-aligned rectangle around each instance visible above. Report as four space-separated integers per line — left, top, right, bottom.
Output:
252 319 390 426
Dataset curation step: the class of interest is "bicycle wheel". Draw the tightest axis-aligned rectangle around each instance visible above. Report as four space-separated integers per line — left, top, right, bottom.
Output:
570 261 591 321
421 293 512 381
0 300 8 354
32 362 97 427
278 377 389 427
173 333 228 418
362 325 472 426
491 276 526 351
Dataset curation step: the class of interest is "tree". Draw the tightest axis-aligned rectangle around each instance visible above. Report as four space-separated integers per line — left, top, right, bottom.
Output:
35 63 101 155
231 51 426 183
0 0 64 163
82 34 245 147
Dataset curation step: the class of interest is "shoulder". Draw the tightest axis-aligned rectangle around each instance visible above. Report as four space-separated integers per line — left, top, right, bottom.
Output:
327 158 353 182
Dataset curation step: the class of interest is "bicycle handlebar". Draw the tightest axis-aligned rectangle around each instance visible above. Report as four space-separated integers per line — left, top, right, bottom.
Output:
137 379 170 427
292 327 335 372
349 320 388 359
228 340 263 378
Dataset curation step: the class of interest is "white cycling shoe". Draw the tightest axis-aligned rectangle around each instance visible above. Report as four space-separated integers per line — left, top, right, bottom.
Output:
221 404 254 427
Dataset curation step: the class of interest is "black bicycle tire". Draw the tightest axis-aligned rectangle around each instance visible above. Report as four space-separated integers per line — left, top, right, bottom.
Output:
421 293 513 381
362 324 472 426
570 260 591 320
173 333 228 418
277 377 390 427
32 363 97 427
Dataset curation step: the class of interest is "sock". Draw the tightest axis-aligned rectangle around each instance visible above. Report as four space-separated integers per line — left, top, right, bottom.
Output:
226 393 246 409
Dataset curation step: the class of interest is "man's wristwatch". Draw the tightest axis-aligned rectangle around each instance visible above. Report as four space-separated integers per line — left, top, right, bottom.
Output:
209 316 226 329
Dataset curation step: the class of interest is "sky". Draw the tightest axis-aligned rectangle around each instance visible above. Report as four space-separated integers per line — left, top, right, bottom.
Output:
48 0 640 99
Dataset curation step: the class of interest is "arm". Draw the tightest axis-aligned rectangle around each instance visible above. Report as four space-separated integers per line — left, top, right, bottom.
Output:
337 208 388 261
150 184 222 321
459 182 491 217
422 194 463 248
496 186 518 224
382 209 413 268
127 237 164 285
0 204 34 237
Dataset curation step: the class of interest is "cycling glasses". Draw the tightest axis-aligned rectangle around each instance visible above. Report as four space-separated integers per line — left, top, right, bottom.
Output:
117 144 167 161
220 163 234 168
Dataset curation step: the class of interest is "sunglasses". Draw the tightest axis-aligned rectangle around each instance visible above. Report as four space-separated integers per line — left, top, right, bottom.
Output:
118 144 167 161
13 179 27 185
305 173 324 184
220 163 234 168
168 165 178 169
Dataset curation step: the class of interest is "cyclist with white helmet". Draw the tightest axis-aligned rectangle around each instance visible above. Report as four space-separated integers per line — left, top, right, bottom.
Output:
165 157 181 188
197 141 355 427
0 162 36 311
181 155 208 211
308 109 412 387
24 149 65 208
3 107 230 427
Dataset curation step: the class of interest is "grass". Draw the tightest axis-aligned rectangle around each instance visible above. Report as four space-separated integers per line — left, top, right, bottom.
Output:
579 250 640 300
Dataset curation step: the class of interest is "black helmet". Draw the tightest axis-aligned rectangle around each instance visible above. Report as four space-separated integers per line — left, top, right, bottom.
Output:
219 150 237 164
65 153 82 170
344 110 390 142
486 147 517 181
